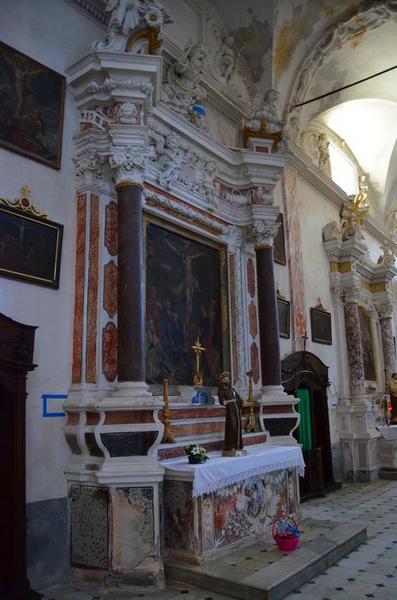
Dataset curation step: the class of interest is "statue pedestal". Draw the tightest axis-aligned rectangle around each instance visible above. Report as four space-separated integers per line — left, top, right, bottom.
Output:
257 386 300 445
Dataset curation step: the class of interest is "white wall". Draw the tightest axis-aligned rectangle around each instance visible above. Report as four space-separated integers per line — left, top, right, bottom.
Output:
0 0 103 503
297 176 344 443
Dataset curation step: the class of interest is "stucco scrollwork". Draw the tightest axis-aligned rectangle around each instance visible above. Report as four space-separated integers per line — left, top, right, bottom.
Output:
74 152 106 189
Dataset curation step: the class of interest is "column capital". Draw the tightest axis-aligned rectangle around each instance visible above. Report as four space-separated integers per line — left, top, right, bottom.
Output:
376 300 394 319
109 144 148 187
342 285 362 304
247 219 280 249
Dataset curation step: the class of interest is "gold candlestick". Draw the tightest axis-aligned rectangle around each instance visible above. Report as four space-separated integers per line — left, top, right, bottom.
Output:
245 370 257 432
192 337 205 386
162 378 175 443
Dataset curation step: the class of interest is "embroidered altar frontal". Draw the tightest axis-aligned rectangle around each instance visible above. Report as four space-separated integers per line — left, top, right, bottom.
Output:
162 445 303 562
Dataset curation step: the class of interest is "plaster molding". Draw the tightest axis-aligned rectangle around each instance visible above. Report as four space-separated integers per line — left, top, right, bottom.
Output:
288 1 397 112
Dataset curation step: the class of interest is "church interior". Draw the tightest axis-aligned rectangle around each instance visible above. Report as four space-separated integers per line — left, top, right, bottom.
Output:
1 0 397 598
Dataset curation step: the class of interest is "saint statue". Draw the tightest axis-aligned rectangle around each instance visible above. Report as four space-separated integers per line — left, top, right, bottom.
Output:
217 371 246 457
388 372 397 423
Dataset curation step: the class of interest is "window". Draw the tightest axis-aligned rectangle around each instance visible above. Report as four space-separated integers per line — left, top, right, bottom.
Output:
329 143 358 196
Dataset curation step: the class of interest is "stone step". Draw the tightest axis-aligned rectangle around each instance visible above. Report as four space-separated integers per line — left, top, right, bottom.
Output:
158 431 267 460
165 518 367 600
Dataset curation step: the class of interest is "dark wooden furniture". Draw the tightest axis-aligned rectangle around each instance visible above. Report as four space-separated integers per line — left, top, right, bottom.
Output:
281 350 339 499
0 312 42 599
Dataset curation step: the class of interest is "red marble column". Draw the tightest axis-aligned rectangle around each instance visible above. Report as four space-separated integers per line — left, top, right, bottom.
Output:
256 245 282 387
116 182 145 382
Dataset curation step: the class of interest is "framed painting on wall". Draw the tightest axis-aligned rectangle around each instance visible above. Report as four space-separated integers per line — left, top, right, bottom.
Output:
358 306 377 382
0 41 65 169
145 218 230 386
0 201 63 288
310 305 332 345
273 213 287 266
277 296 290 338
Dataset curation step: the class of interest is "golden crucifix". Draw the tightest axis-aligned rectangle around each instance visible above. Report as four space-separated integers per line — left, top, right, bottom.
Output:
192 337 205 386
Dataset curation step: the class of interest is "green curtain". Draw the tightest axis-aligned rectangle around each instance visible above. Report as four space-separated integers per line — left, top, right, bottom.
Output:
296 388 313 451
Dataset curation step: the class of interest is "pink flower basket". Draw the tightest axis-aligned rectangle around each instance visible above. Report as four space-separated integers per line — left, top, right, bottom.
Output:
272 514 301 552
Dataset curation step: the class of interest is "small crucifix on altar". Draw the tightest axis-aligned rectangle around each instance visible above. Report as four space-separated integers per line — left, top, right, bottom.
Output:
302 330 308 351
192 337 205 386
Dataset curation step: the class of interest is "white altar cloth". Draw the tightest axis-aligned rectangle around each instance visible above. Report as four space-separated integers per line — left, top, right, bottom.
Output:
162 444 305 497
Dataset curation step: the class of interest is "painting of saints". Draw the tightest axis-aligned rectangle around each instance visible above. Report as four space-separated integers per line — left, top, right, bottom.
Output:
145 222 228 385
358 306 377 381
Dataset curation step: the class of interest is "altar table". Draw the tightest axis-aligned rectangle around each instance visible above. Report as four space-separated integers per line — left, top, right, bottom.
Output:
162 444 304 562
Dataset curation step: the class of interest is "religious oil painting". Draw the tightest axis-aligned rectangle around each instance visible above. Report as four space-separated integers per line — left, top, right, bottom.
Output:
358 306 377 381
273 213 286 265
277 297 290 338
0 205 63 288
0 42 65 169
310 306 332 345
145 220 230 386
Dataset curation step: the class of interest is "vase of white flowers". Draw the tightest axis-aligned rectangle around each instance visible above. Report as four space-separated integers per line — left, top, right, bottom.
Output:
185 444 209 464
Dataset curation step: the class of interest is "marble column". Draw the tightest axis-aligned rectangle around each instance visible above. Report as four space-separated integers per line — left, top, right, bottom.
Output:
256 244 282 387
343 288 366 397
249 218 299 443
116 181 145 383
377 300 396 382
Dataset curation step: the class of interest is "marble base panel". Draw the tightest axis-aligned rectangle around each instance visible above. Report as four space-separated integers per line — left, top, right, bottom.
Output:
163 468 300 564
378 437 397 471
27 497 70 590
341 437 380 482
69 482 163 591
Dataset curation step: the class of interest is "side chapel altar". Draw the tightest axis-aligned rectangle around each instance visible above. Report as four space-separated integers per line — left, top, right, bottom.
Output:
162 445 304 563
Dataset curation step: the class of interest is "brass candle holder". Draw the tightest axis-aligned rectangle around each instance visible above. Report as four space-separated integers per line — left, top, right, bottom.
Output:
162 377 175 443
245 370 258 432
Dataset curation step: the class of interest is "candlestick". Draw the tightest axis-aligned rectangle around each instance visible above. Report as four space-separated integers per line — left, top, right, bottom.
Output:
245 370 258 432
162 377 175 443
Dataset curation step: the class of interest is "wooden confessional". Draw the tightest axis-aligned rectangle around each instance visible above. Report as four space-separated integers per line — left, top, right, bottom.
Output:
281 350 339 499
0 312 42 599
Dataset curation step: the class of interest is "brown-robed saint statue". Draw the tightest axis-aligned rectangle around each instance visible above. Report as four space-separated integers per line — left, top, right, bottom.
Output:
218 371 247 457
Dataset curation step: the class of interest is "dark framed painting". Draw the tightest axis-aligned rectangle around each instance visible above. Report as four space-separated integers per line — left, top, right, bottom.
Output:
145 217 230 386
358 306 377 382
310 306 332 345
273 213 286 266
277 297 290 338
0 41 65 169
0 205 63 288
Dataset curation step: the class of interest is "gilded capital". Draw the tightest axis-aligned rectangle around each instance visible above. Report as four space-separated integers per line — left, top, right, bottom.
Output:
246 219 280 249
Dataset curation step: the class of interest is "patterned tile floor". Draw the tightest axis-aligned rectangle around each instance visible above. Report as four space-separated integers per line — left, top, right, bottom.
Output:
42 480 397 600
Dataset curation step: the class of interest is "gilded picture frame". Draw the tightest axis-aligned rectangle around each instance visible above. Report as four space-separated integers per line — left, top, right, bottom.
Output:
358 305 377 382
144 216 230 386
277 297 290 338
0 204 63 288
0 41 65 170
310 306 332 345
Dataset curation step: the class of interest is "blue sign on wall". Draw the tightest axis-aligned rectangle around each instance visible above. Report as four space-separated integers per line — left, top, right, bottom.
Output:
41 394 67 417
